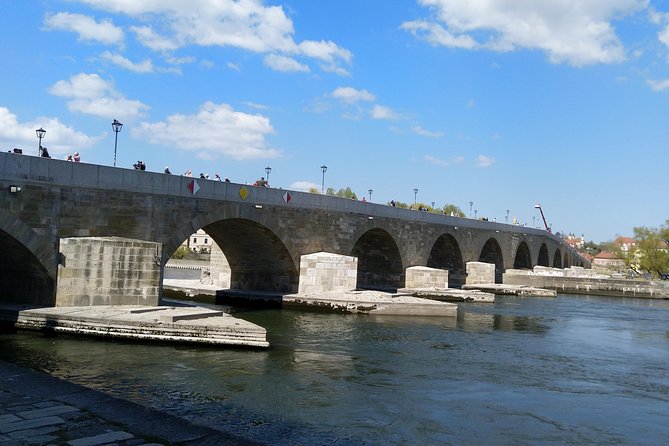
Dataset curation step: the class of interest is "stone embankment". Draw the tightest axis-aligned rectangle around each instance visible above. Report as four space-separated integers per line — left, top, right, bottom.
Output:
504 266 669 299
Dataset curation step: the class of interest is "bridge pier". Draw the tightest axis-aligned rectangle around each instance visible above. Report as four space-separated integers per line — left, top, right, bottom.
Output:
56 237 162 306
298 252 358 295
466 261 497 285
405 266 449 289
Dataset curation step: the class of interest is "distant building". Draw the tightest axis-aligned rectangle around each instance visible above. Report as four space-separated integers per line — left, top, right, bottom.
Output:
592 251 625 270
614 236 636 254
188 229 211 253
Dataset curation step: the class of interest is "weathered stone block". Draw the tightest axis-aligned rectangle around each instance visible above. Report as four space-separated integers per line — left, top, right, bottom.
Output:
56 237 161 306
466 262 496 285
298 252 358 295
405 266 449 289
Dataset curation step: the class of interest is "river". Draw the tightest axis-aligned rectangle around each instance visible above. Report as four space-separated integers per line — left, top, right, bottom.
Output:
0 294 667 445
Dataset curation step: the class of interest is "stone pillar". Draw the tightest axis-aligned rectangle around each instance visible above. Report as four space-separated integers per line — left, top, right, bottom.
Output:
298 252 358 295
466 261 496 285
209 241 231 289
405 266 449 289
56 237 161 306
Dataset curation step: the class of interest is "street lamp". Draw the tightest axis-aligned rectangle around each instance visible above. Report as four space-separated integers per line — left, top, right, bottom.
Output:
368 189 373 201
265 166 272 185
36 127 46 156
320 165 327 194
475 209 478 219
111 119 123 167
431 201 435 210
469 201 473 218
505 209 510 224
413 188 418 208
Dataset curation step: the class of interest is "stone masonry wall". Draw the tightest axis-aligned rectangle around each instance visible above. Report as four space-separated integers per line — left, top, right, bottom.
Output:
56 237 161 306
466 261 496 285
298 252 358 295
405 266 449 289
209 241 231 289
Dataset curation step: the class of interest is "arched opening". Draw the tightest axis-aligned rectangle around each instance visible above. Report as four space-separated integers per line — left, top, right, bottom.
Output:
537 244 549 267
201 219 298 293
427 233 465 288
564 253 571 268
513 241 532 269
0 230 54 306
479 238 504 283
351 228 404 292
553 249 563 269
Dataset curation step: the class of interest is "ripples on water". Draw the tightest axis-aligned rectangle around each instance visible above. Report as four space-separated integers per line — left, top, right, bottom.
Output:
0 294 668 445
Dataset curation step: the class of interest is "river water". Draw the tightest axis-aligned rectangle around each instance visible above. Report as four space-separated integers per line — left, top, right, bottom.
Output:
0 294 668 445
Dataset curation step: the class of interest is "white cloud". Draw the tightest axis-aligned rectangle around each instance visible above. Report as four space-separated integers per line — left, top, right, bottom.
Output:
0 107 101 155
290 181 320 192
403 0 647 66
48 73 149 119
371 105 400 120
332 87 375 103
412 125 444 138
130 25 179 52
647 78 669 91
101 51 154 73
476 154 495 167
134 102 280 160
659 24 669 48
76 0 351 74
425 154 464 166
44 12 124 45
264 54 309 73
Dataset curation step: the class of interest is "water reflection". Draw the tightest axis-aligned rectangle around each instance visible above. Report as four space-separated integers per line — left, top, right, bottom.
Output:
0 294 668 445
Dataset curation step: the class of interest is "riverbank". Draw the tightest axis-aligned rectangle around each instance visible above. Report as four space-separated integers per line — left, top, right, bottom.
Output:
0 359 259 445
504 267 669 299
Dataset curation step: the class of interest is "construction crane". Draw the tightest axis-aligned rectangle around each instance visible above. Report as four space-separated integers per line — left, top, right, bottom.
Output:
534 203 551 232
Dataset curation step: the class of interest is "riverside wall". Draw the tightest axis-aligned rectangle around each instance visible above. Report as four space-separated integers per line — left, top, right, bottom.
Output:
504 268 669 299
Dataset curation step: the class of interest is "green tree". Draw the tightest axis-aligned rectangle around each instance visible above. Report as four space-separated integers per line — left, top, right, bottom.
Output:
616 221 669 277
308 186 319 193
327 187 358 199
171 246 189 259
442 204 465 217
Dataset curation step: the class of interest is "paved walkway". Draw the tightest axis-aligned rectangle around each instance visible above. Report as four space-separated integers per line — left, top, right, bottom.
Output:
0 360 259 446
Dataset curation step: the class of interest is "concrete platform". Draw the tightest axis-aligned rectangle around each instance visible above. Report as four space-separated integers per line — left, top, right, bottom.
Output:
398 287 495 303
283 290 457 317
462 283 557 297
0 305 269 348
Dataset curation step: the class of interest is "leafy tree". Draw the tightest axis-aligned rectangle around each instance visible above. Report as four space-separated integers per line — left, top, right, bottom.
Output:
171 246 189 259
583 240 601 256
442 204 465 217
387 200 410 209
327 187 358 199
615 221 669 277
308 186 319 193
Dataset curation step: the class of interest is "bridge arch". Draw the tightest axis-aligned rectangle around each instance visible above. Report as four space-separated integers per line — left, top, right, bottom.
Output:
479 237 504 283
427 233 465 288
0 214 56 305
351 228 404 291
513 241 532 269
537 243 549 267
200 218 299 293
553 249 563 268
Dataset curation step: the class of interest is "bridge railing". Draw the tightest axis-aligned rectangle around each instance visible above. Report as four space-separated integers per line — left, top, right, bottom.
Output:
1 151 563 243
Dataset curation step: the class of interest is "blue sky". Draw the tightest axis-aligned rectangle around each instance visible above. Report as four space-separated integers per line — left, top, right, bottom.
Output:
1 0 668 243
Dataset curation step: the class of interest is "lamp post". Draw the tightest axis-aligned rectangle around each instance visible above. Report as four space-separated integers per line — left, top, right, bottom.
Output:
505 209 510 224
475 209 478 219
413 188 418 208
320 165 327 194
111 119 123 167
36 127 46 157
368 189 373 201
265 166 272 185
469 201 473 218
431 201 435 211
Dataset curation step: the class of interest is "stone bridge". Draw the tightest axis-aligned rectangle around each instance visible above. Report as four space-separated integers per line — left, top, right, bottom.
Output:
0 151 587 306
